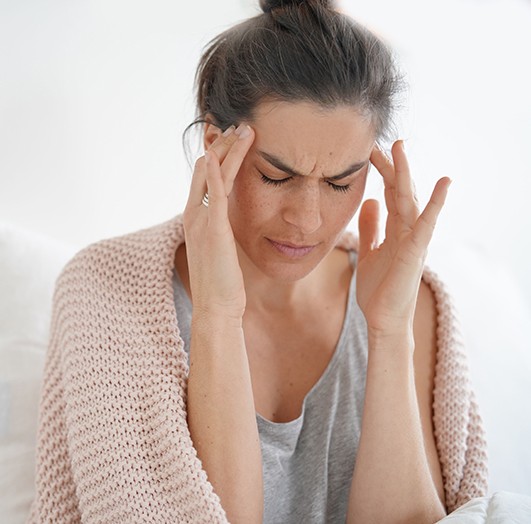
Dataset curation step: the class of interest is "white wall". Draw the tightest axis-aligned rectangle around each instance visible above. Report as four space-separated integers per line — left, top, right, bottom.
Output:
1 0 530 496
0 0 258 246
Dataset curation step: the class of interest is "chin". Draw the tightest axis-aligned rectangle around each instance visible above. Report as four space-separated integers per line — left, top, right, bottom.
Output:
239 236 331 282
257 260 319 282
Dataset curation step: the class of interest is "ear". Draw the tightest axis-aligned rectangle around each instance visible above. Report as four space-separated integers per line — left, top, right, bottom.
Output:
203 114 223 150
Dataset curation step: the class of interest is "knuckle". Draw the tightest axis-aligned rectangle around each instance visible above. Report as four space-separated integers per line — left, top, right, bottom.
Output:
419 213 435 231
182 209 193 226
211 133 236 153
194 156 205 171
221 132 237 146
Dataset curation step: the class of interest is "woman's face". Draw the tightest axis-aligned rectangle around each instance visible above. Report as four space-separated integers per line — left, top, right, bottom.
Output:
221 100 375 282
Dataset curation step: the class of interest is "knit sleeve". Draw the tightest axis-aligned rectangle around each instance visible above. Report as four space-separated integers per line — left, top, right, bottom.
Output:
453 390 489 510
25 232 232 523
27 277 82 523
422 267 489 513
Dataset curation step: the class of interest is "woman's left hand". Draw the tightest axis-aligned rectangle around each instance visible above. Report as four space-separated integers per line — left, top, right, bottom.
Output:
355 140 451 340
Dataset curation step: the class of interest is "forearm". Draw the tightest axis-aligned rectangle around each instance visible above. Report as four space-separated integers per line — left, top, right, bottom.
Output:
187 315 263 524
346 332 445 524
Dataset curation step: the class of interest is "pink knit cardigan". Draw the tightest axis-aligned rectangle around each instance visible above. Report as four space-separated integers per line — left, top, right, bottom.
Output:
28 214 488 523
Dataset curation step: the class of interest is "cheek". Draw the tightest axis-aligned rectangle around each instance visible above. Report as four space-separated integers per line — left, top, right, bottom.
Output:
331 174 368 224
228 167 275 225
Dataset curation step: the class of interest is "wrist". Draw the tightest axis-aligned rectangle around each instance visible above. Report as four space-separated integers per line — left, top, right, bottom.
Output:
367 328 415 354
366 334 416 381
192 307 244 331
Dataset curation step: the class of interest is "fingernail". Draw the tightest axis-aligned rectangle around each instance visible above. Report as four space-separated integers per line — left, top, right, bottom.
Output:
204 150 210 162
235 124 251 139
400 140 406 150
222 125 235 137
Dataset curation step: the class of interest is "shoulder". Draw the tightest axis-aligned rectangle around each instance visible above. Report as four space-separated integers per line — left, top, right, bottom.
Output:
58 214 185 283
414 279 437 346
412 279 438 423
51 215 185 332
335 228 360 253
412 278 438 414
413 277 446 506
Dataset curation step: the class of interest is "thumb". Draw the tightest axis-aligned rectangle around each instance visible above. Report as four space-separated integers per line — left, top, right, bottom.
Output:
358 199 379 260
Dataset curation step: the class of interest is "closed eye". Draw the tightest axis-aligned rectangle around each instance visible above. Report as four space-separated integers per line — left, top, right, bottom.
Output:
328 181 352 193
259 171 352 193
259 173 290 186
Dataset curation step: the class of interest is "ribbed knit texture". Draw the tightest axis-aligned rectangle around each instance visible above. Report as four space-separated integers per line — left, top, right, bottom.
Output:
28 214 488 523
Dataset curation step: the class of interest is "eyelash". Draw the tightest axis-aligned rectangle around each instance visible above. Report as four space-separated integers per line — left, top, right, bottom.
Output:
259 173 352 193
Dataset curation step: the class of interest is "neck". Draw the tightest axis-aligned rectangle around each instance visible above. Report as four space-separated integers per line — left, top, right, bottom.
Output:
173 241 352 315
236 242 351 314
240 250 318 314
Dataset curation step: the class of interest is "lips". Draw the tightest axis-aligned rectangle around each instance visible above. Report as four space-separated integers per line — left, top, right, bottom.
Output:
266 238 317 259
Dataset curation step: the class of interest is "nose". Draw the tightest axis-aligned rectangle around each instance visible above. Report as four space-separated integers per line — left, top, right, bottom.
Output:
282 183 323 235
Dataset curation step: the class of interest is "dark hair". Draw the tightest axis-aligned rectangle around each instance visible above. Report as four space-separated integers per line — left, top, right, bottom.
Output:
183 0 404 162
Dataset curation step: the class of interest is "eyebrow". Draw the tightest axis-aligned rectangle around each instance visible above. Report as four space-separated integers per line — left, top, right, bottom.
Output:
258 150 368 181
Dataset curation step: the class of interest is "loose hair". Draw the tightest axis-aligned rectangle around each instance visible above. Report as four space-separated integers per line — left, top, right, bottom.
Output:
183 0 405 163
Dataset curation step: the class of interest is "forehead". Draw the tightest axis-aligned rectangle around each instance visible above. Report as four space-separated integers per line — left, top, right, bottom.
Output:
248 99 376 168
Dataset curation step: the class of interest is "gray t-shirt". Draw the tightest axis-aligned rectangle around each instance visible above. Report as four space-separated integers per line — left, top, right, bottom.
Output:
172 250 368 523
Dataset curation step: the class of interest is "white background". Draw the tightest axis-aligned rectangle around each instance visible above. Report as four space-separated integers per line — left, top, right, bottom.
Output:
1 0 530 495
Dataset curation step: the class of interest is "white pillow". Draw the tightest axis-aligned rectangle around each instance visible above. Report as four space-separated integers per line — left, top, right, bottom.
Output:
438 491 531 523
0 222 79 524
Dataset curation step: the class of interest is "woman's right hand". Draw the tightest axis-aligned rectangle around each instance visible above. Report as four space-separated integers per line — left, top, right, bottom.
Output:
182 123 255 323
184 124 264 523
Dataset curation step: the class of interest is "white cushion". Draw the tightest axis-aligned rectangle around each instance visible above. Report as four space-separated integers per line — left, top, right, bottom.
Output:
438 491 531 523
0 222 79 523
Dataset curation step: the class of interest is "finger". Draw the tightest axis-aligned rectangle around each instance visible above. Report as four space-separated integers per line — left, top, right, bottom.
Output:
204 149 230 225
358 199 380 260
370 146 398 218
383 183 398 218
219 125 255 194
392 140 419 228
186 154 208 212
208 122 254 167
370 145 395 188
185 124 244 210
410 177 451 253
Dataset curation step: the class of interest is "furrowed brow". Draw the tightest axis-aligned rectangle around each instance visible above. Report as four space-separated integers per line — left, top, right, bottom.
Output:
258 150 368 181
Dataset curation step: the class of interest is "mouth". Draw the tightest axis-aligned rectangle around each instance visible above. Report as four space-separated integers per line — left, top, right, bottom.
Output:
266 238 317 259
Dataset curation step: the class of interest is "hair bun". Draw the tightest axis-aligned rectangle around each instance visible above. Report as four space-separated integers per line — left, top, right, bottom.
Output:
260 0 334 14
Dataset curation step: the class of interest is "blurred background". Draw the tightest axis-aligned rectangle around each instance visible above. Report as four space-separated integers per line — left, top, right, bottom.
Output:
1 0 530 514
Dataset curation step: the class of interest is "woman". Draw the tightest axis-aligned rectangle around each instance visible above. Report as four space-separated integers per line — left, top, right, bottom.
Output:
29 0 488 522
